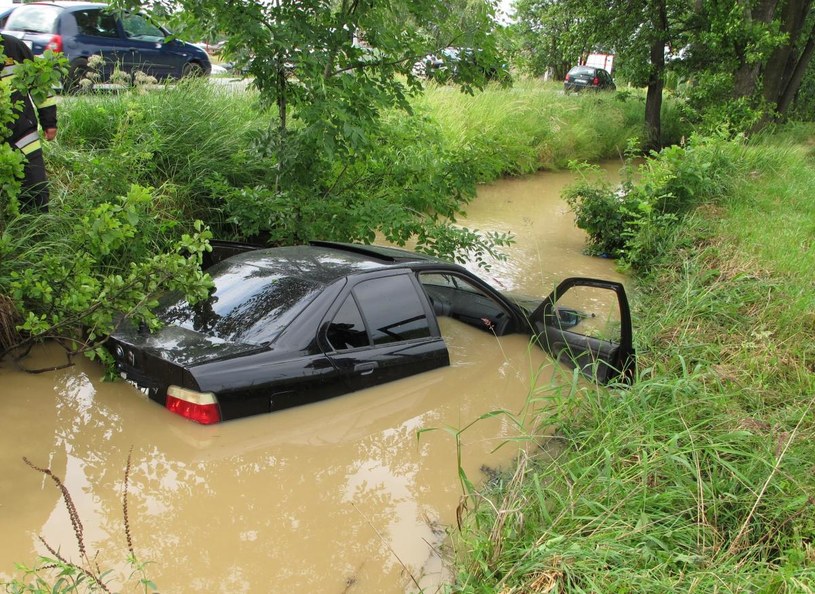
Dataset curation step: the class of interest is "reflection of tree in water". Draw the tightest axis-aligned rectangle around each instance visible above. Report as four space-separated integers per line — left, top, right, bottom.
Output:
41 375 438 591
158 266 324 344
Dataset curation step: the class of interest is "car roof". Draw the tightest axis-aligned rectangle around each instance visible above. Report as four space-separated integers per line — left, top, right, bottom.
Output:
309 240 442 264
13 1 108 11
215 242 443 287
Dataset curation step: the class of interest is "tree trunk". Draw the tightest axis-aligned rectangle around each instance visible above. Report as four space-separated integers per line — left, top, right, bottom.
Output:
275 60 287 195
733 0 779 99
276 63 287 135
644 0 667 152
778 21 815 114
762 0 811 107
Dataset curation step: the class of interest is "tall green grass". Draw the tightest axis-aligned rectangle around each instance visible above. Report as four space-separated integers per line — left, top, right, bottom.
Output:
449 125 815 592
50 80 270 215
420 80 677 177
41 78 687 251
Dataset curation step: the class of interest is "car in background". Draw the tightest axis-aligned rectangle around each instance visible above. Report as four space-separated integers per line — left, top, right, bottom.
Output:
0 5 15 29
2 1 210 90
564 65 616 92
107 241 636 424
413 47 506 83
412 52 444 78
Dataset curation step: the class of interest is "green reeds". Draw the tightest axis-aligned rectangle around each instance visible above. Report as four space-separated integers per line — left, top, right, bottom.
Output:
448 124 815 593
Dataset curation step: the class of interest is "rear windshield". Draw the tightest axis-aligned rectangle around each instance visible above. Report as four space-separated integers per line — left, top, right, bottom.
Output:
157 260 325 345
569 66 596 76
5 5 60 33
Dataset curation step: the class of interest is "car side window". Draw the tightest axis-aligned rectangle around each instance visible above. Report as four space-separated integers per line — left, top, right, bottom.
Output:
419 272 512 334
5 6 60 34
74 9 119 38
326 295 370 351
353 275 432 345
121 13 164 42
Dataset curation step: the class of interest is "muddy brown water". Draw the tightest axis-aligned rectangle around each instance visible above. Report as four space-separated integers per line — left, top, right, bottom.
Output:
0 165 626 593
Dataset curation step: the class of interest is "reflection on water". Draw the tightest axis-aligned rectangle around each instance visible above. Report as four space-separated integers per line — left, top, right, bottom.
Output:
0 165 624 592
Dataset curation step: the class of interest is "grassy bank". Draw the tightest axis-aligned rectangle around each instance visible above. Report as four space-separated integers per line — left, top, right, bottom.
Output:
448 126 815 592
421 79 686 176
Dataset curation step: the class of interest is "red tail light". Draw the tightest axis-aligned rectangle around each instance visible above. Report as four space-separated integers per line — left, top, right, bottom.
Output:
565 74 571 81
166 386 221 424
45 35 63 53
593 76 600 85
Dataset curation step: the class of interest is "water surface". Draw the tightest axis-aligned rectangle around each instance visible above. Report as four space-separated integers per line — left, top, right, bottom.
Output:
0 165 625 592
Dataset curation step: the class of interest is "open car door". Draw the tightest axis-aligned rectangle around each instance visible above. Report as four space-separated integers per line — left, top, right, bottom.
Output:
531 277 636 385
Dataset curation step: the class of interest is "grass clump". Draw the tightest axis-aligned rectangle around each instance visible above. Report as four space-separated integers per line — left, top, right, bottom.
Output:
451 378 815 592
448 125 815 592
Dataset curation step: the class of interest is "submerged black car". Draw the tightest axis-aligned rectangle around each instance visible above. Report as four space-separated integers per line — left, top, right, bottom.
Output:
107 241 636 424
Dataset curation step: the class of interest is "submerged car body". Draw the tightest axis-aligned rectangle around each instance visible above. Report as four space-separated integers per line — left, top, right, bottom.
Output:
107 241 636 424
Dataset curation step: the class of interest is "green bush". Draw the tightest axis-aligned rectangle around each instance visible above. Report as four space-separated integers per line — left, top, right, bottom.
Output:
0 186 213 362
564 134 748 272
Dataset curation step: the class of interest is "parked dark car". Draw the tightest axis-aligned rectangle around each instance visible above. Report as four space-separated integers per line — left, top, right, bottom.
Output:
107 241 636 424
413 47 506 83
2 1 210 90
564 65 616 92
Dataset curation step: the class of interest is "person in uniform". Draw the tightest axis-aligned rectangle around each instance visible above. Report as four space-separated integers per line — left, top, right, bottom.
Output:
1 33 58 212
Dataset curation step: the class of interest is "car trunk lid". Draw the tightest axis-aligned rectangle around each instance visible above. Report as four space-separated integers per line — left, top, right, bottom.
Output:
111 323 267 369
108 324 267 408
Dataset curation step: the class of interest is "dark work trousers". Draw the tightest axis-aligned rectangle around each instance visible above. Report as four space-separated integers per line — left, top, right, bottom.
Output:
19 147 49 212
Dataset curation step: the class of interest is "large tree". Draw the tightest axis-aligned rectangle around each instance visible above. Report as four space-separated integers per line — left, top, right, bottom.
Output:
134 0 505 161
511 0 588 80
512 0 814 144
108 0 512 258
688 0 815 120
513 0 693 150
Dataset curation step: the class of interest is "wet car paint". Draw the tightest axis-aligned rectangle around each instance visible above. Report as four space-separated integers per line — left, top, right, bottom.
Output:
107 242 636 422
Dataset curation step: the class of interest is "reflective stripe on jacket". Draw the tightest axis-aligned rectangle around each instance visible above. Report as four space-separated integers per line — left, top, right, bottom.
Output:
1 34 58 147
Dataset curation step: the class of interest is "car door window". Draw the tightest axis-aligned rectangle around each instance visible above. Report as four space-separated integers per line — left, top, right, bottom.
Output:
121 13 164 42
546 285 622 343
532 278 635 385
419 272 512 334
326 295 370 351
74 9 120 38
353 275 431 345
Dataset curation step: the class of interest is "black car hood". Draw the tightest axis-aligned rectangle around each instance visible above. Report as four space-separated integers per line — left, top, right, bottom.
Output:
113 323 267 368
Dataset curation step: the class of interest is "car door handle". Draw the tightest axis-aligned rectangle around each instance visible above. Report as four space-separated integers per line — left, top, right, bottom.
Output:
354 362 377 375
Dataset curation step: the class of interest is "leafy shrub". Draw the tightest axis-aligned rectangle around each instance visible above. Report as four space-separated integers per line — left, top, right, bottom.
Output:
678 72 767 135
564 134 749 272
0 185 213 365
564 176 642 258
